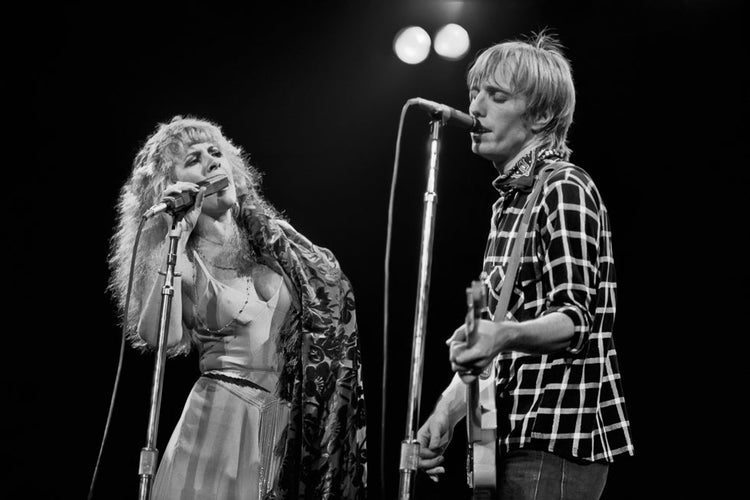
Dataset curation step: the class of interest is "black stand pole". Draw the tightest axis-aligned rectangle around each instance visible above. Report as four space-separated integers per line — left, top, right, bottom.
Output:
397 117 445 500
137 217 183 500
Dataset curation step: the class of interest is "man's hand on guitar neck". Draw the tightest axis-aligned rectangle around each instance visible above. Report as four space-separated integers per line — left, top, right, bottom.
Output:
447 320 512 383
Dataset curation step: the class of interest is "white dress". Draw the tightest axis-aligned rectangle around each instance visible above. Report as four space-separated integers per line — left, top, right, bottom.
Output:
151 252 291 500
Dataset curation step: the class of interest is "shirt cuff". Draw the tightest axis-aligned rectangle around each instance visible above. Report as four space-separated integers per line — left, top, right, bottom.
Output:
543 305 589 355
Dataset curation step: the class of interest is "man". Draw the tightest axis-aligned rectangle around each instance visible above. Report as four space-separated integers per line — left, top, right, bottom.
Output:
417 31 634 499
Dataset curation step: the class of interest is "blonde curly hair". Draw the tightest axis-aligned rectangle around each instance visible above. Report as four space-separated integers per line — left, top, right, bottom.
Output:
108 115 281 352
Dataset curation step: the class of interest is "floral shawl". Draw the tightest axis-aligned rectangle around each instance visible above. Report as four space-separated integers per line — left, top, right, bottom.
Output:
246 210 367 499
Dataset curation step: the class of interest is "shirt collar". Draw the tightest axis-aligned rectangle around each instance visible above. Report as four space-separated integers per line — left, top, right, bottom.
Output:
491 146 565 194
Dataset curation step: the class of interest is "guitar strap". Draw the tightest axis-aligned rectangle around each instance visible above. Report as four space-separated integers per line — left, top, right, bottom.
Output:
492 161 570 321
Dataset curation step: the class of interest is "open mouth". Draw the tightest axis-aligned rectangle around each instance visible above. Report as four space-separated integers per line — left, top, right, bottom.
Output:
472 124 491 135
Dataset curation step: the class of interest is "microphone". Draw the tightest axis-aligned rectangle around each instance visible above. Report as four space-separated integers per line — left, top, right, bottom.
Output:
143 175 230 218
408 97 478 131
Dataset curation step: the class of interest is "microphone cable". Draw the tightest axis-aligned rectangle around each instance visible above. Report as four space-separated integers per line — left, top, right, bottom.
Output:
381 100 415 497
87 215 147 500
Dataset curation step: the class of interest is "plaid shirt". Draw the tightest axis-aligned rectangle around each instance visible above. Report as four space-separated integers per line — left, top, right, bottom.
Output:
482 147 634 462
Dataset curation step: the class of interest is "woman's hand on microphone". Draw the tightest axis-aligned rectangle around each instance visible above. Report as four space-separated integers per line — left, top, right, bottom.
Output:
162 182 205 235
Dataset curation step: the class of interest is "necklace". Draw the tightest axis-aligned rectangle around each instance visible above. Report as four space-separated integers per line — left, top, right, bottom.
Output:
192 256 253 334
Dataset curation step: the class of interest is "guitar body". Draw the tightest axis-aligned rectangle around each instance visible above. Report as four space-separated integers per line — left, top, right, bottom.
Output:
465 281 498 498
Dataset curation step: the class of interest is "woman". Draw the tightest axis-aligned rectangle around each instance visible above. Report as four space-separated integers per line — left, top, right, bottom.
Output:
109 115 367 499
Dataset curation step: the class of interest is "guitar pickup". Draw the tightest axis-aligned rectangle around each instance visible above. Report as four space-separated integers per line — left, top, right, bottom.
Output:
480 408 497 430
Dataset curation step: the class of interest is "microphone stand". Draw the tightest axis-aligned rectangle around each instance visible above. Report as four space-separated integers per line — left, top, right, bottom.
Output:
397 115 445 500
137 216 183 500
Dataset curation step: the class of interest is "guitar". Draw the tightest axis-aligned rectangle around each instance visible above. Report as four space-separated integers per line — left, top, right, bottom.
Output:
465 280 497 498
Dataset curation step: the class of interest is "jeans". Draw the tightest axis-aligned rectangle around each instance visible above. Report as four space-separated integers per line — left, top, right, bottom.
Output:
498 448 609 500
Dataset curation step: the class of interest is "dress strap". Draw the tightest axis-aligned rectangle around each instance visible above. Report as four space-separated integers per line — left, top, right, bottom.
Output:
192 249 214 279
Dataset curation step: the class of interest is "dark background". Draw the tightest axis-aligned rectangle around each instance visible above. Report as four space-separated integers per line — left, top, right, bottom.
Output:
7 0 744 498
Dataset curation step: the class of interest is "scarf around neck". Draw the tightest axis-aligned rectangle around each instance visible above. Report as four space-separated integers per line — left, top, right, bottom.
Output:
492 147 566 194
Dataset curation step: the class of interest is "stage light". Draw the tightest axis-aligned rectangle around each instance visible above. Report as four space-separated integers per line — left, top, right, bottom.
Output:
434 23 470 61
393 26 431 65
